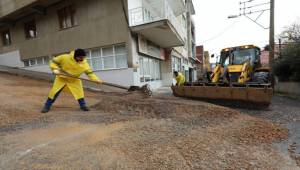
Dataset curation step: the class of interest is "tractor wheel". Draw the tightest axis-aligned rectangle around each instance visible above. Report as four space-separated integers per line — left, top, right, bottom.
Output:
253 72 270 84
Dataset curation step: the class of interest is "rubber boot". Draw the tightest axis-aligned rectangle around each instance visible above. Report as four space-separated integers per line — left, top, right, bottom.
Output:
41 87 64 113
41 98 54 113
78 98 90 112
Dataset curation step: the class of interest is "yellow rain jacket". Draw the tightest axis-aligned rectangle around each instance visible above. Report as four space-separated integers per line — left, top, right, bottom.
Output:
48 51 100 100
175 72 185 86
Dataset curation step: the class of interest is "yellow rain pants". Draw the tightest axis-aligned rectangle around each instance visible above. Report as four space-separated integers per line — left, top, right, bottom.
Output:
48 51 100 100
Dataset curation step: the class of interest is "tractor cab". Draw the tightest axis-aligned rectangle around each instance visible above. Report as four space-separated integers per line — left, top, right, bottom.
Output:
220 45 261 68
218 45 261 83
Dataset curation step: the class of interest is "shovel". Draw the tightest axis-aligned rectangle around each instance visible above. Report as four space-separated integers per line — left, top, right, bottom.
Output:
56 71 152 96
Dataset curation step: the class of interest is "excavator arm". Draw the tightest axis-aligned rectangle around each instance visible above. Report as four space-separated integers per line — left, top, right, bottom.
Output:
238 60 251 84
210 64 223 83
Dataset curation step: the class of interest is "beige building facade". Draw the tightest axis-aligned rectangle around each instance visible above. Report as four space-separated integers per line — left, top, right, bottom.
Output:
0 0 196 89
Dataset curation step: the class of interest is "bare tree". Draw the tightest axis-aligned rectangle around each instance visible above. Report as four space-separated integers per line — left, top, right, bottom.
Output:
274 20 300 81
279 20 300 43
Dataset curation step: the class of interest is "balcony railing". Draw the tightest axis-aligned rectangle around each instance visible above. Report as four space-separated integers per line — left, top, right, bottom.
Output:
129 0 186 42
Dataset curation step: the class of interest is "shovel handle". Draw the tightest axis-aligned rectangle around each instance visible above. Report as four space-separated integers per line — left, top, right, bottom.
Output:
56 73 129 90
56 73 98 83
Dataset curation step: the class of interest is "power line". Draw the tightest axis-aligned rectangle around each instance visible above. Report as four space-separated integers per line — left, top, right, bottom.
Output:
244 2 270 9
238 0 271 29
199 20 239 44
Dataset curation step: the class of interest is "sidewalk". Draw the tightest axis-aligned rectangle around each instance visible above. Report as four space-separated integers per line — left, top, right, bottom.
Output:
154 86 173 96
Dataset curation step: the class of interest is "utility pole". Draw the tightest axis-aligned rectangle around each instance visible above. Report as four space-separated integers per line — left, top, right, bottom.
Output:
278 38 282 58
269 0 275 68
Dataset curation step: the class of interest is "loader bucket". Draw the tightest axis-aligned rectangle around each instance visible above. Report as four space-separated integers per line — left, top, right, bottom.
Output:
171 85 273 108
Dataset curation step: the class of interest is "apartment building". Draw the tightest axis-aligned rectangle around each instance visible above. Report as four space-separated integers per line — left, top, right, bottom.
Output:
195 45 204 80
0 0 196 89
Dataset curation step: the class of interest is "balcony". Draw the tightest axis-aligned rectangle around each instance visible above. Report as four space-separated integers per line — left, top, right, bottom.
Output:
128 0 186 48
0 0 37 18
0 0 61 25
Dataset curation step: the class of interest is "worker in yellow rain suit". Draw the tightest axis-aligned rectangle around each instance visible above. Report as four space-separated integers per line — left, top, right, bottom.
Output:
41 49 102 113
174 71 185 86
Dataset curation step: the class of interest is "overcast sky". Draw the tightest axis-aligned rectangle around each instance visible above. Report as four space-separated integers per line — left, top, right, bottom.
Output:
192 0 300 54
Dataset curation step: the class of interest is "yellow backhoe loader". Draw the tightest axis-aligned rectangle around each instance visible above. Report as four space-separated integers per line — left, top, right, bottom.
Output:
172 45 273 108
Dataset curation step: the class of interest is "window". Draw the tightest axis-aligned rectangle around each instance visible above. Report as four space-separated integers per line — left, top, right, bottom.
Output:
115 45 127 68
172 56 182 72
1 30 11 46
102 47 114 69
183 59 188 65
44 57 50 64
139 56 161 82
57 5 77 29
143 9 151 22
90 49 102 70
232 49 256 65
23 56 49 67
24 60 30 67
36 57 43 65
24 20 37 39
29 59 36 66
86 44 128 71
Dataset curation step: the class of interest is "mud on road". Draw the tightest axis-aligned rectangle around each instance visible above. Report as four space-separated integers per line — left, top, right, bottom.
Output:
0 73 299 169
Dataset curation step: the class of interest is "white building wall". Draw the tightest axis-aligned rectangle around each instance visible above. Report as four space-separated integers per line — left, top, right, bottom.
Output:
161 57 174 86
130 35 142 86
128 0 142 9
94 69 134 87
129 33 174 90
0 50 24 68
22 65 51 73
